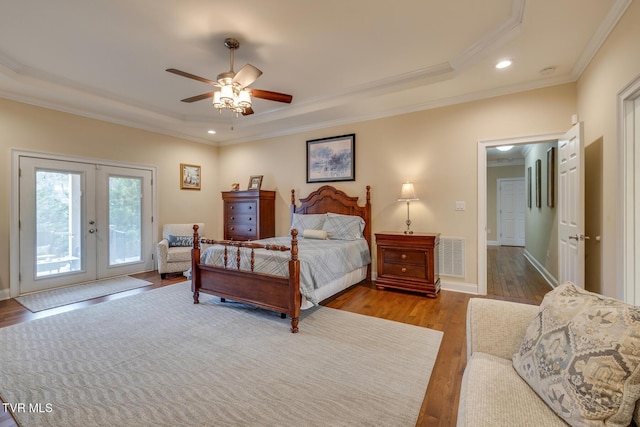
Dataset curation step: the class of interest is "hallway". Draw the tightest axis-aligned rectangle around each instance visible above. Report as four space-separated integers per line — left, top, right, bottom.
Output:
487 245 552 304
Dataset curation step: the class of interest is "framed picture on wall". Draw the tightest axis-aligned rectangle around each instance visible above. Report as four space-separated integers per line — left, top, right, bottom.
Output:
306 134 355 183
527 166 532 208
547 147 556 207
180 163 201 190
535 159 542 208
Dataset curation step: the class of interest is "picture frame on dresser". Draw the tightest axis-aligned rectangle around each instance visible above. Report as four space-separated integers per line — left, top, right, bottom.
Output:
248 175 263 190
180 163 201 190
306 133 355 183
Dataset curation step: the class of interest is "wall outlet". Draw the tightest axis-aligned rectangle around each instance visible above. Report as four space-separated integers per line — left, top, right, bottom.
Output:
455 201 465 211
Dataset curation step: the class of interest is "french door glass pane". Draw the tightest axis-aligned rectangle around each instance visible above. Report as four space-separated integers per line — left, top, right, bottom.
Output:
36 171 82 277
109 176 142 265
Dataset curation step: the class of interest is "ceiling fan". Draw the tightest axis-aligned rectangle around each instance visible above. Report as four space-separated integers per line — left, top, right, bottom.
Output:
166 37 293 116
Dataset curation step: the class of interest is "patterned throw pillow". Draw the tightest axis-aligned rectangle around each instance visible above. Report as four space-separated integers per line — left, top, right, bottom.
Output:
322 213 365 240
168 235 193 247
290 213 326 235
512 282 640 427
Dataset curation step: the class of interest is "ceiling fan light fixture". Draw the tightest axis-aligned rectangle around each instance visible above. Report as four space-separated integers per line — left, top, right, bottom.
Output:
238 89 252 107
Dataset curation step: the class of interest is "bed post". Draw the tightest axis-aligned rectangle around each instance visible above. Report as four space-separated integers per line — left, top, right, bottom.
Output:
290 189 296 223
191 224 201 304
289 229 301 333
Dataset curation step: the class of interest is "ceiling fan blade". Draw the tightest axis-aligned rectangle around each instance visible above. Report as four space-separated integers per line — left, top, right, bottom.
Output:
242 106 255 116
249 89 293 104
166 68 217 86
233 64 262 88
180 91 216 103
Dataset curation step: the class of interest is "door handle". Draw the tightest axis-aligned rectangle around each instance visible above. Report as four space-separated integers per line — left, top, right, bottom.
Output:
569 234 590 241
88 228 96 234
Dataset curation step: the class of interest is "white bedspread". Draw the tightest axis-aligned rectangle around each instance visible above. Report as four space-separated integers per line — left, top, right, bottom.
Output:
200 237 371 305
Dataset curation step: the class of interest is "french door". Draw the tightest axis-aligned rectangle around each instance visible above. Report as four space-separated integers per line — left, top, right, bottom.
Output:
19 157 154 294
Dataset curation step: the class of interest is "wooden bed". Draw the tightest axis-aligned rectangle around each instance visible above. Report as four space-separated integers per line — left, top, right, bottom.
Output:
190 185 371 333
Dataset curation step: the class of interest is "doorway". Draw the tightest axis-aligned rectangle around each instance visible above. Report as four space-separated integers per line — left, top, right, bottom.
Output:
478 133 563 295
11 152 156 296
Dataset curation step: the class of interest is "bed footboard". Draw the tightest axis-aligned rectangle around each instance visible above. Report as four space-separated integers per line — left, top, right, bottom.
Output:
190 225 301 333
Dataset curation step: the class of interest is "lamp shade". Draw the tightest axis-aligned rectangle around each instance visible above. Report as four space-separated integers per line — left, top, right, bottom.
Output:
398 182 419 201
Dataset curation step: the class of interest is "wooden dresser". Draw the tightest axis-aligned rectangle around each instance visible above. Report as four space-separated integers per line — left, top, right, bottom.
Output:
375 231 440 298
221 190 276 241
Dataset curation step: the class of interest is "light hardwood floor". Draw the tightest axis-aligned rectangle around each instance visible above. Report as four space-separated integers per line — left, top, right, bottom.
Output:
0 246 551 426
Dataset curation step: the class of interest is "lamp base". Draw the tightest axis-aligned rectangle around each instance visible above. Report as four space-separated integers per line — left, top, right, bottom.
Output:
404 230 414 234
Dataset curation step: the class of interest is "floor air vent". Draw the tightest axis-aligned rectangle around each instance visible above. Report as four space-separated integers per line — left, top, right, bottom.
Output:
438 237 465 278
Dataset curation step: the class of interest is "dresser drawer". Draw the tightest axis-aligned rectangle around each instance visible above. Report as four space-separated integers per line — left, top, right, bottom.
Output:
383 249 426 266
226 201 257 216
226 213 257 225
382 262 426 280
226 224 257 239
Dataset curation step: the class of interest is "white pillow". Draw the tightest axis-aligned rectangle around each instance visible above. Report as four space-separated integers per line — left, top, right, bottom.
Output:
303 229 328 240
322 213 365 240
290 213 326 235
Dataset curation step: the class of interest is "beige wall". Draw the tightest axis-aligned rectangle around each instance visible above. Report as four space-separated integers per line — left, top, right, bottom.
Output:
0 98 219 294
486 164 525 244
219 84 577 291
524 142 557 280
576 0 640 298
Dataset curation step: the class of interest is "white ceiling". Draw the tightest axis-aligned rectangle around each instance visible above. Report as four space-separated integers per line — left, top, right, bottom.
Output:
0 0 629 146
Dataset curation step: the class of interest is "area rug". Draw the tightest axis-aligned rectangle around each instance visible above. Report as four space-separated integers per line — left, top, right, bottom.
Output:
0 281 443 427
15 276 152 312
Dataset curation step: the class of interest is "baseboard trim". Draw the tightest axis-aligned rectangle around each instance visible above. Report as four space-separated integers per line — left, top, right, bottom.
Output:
523 249 558 289
0 288 11 301
441 280 479 295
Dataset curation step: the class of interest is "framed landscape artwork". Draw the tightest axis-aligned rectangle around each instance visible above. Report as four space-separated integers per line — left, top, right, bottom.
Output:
306 134 355 183
180 163 201 190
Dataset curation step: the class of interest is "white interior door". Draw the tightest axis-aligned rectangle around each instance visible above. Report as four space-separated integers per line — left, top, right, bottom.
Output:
19 157 154 294
499 178 525 246
558 122 585 286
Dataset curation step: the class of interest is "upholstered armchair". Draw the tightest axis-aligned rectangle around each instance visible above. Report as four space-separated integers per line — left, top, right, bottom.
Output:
156 223 204 279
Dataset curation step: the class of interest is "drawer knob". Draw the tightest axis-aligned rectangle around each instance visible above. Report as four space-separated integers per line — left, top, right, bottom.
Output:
230 216 235 220
230 227 235 231
401 267 407 273
230 206 234 210
401 254 407 260
248 217 252 221
248 206 253 210
248 228 253 232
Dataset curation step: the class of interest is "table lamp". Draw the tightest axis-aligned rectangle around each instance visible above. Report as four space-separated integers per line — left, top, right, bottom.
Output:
398 182 419 234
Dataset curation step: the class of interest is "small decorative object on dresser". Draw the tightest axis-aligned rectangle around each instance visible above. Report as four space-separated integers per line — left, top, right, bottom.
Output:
221 189 275 241
375 231 440 297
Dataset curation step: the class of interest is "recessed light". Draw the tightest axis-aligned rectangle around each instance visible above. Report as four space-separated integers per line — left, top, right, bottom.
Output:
495 60 512 69
496 145 514 152
207 130 216 134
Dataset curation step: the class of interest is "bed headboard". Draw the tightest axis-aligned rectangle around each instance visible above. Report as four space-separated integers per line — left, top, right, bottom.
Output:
290 185 372 250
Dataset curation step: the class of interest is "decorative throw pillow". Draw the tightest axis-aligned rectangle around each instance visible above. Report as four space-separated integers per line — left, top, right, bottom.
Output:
512 282 640 427
290 213 326 235
168 235 193 247
303 229 328 240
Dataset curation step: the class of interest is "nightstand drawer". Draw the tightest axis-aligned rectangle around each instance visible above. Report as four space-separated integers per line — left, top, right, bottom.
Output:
382 262 426 280
383 249 425 266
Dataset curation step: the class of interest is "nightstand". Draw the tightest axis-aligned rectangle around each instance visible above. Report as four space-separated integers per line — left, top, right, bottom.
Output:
375 232 440 298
